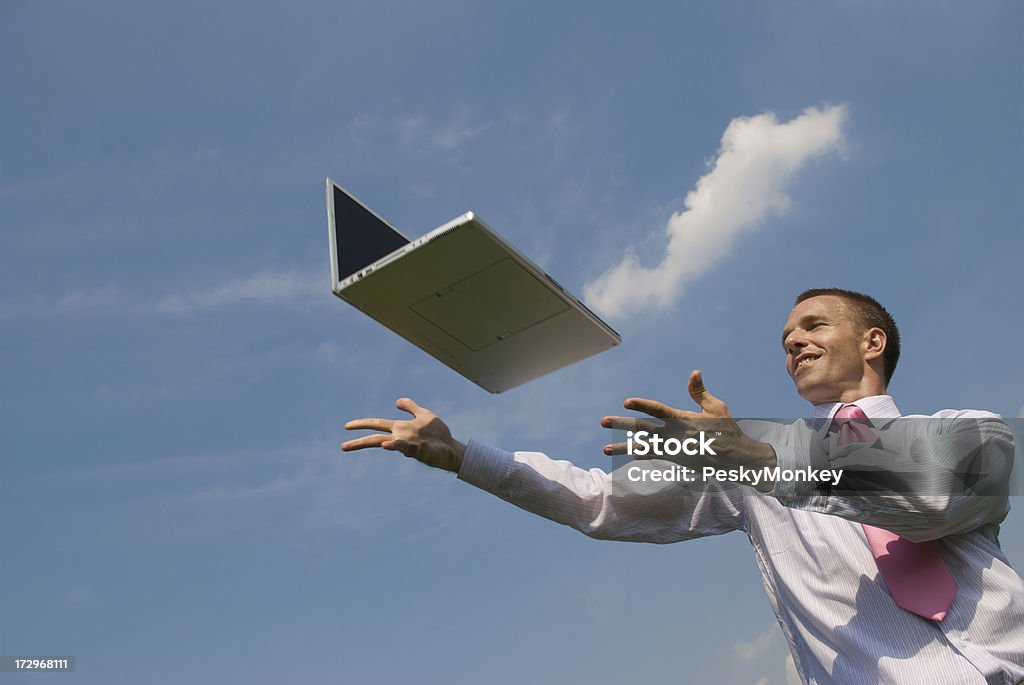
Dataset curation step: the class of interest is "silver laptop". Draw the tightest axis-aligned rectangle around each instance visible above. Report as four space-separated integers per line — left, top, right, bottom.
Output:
326 178 621 393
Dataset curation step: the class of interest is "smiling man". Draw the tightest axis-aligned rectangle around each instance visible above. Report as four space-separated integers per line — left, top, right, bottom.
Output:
785 289 897 404
343 288 1024 683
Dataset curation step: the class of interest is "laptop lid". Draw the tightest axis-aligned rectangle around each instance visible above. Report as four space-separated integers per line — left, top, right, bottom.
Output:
327 180 409 287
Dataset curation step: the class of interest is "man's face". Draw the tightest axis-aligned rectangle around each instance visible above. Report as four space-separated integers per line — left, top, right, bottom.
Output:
781 296 869 403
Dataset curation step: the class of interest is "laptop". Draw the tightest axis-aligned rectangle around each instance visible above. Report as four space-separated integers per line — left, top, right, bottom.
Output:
326 178 621 393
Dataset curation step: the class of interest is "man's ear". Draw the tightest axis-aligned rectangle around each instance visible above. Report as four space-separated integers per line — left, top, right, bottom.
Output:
863 327 886 363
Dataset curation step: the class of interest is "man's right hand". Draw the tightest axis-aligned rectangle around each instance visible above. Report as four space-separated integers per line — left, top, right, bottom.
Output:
342 398 466 473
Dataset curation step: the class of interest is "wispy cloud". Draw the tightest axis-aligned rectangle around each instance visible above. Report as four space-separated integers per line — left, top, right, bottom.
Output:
57 284 126 311
393 108 494 154
733 624 777 662
432 117 493 152
154 268 322 314
45 434 471 555
394 114 426 146
584 104 848 319
25 268 324 319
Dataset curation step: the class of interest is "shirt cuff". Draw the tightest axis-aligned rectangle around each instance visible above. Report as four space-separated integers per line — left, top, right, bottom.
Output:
457 438 513 493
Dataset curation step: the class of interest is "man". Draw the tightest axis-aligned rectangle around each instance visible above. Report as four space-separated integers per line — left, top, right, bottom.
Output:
343 288 1024 683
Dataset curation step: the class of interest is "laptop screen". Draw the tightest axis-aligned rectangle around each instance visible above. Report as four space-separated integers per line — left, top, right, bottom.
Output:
333 185 409 280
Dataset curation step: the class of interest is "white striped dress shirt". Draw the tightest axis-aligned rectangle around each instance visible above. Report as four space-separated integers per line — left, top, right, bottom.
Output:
457 395 1024 684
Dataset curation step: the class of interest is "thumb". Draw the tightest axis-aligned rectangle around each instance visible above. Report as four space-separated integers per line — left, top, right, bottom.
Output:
395 397 427 418
688 370 730 417
688 370 715 410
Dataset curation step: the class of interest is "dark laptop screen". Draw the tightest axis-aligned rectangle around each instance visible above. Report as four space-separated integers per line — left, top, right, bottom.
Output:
333 185 409 280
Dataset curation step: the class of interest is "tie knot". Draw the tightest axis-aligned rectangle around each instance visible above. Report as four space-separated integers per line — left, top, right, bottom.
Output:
835 404 868 421
831 403 876 446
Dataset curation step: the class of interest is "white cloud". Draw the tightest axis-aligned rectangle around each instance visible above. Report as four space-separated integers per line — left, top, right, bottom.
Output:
583 104 848 319
734 624 777 662
754 678 769 685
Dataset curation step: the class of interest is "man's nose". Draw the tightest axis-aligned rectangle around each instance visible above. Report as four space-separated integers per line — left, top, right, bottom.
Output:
784 332 807 355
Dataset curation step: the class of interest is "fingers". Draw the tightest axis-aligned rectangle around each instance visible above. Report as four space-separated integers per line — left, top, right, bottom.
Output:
341 434 392 451
340 434 418 458
622 397 675 418
603 441 628 456
344 418 395 432
346 398 428 430
343 400 434 458
623 397 699 420
600 416 665 432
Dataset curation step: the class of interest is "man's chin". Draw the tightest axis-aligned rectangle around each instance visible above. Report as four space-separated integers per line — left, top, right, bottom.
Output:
795 380 839 405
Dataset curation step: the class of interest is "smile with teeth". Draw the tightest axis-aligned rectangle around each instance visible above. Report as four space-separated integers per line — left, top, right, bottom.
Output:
794 355 820 373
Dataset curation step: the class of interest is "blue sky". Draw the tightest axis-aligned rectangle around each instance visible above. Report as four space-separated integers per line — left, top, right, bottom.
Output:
2 2 1022 683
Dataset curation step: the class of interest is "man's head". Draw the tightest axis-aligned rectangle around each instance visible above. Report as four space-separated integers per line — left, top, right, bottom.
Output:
781 288 900 404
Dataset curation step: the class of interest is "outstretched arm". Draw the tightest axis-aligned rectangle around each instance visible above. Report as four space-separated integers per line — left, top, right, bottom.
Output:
343 395 747 543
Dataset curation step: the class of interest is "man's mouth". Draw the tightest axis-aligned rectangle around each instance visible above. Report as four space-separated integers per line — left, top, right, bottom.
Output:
793 353 821 376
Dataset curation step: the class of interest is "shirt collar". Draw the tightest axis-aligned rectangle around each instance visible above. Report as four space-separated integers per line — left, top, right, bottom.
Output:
814 394 902 432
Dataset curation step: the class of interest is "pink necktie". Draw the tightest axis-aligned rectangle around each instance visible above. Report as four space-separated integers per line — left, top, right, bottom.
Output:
833 404 957 621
